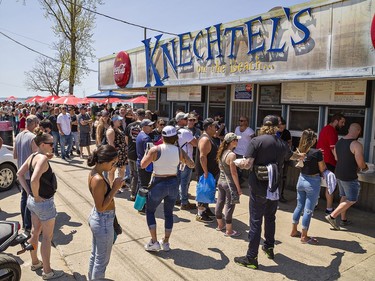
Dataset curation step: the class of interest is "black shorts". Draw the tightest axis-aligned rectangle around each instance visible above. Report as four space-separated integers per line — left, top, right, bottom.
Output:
79 132 91 146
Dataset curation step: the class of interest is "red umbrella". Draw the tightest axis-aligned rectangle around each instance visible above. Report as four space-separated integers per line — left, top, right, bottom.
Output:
81 97 105 104
39 95 59 103
6 96 17 100
127 96 148 104
25 95 44 103
101 97 123 103
51 95 88 105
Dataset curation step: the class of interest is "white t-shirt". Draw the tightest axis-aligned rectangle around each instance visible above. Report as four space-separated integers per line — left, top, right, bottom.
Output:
234 126 255 156
57 113 71 135
177 128 194 159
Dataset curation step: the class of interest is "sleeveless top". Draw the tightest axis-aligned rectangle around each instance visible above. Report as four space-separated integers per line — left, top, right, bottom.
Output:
196 133 219 178
114 129 127 167
29 153 57 199
89 173 112 198
153 144 180 175
335 138 358 181
218 150 235 189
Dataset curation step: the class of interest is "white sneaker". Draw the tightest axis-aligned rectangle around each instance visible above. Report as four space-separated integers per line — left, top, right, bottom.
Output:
159 239 170 252
144 240 161 252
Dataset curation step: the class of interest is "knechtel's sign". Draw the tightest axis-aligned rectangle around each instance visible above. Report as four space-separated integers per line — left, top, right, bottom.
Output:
142 7 312 87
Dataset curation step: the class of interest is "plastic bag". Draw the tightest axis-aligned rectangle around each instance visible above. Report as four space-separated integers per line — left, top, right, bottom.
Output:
196 173 216 203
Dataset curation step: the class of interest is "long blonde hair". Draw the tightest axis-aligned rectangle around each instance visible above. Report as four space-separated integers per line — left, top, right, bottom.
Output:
298 129 317 153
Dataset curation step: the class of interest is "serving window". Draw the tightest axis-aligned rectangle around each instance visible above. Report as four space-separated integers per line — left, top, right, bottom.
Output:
289 105 320 132
327 107 365 138
257 105 282 127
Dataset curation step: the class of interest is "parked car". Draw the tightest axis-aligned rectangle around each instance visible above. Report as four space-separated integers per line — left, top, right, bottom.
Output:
0 144 18 192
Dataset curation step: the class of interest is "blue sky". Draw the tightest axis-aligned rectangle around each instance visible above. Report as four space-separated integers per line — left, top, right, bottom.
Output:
0 0 303 98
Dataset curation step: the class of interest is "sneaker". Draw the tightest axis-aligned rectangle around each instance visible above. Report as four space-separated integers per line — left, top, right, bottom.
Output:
175 200 181 206
42 269 65 280
196 213 214 223
234 256 258 269
325 215 340 230
129 195 136 202
144 240 161 252
204 208 215 217
262 246 275 259
325 208 334 215
159 239 170 252
340 220 352 226
117 188 125 194
65 155 71 160
181 202 197 210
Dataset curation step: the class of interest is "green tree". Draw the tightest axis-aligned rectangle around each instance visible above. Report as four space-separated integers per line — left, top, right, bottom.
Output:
40 0 102 95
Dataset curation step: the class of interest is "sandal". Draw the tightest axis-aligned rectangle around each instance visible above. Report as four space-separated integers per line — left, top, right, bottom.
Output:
42 269 65 280
290 231 301 238
301 237 319 245
224 230 241 237
31 260 43 271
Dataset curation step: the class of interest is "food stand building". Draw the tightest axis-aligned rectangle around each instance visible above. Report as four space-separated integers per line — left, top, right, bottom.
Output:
99 0 375 210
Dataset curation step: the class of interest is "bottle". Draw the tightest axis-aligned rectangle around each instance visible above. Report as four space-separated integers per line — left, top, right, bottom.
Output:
134 187 148 211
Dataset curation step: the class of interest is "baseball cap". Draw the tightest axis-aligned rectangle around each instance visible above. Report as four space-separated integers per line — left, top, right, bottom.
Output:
202 118 219 129
79 106 86 110
140 119 155 127
224 132 241 143
175 112 189 122
263 115 279 126
162 125 178 137
111 115 123 122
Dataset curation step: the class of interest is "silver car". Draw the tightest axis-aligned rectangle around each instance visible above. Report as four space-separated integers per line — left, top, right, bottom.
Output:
0 144 18 192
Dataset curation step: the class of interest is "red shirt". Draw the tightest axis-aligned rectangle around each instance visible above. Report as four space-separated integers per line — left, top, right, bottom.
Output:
19 114 26 130
316 124 338 167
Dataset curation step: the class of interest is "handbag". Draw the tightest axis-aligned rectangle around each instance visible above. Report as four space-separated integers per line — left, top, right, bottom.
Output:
113 215 122 235
196 172 216 203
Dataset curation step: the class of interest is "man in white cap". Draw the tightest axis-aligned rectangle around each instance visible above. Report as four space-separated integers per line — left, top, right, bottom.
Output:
175 112 198 210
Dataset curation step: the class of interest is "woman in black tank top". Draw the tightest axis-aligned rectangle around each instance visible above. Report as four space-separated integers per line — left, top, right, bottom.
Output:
17 128 64 279
87 145 123 280
291 129 327 245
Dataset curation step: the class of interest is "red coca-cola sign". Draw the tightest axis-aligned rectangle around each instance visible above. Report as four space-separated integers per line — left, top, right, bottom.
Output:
372 15 375 49
113 51 131 88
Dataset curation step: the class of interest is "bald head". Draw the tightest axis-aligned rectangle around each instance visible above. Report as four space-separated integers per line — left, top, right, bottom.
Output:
348 123 361 138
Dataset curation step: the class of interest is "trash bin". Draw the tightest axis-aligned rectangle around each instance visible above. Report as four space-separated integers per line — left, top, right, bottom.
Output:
0 121 13 146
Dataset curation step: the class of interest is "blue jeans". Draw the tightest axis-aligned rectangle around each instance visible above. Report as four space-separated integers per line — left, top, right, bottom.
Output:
178 165 192 205
20 181 31 230
27 196 57 221
60 133 72 159
146 177 178 231
88 208 115 281
292 174 321 230
71 131 80 152
246 191 278 258
51 131 60 155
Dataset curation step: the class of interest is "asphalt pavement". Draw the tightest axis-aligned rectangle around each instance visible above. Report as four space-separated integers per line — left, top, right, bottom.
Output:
1 153 374 281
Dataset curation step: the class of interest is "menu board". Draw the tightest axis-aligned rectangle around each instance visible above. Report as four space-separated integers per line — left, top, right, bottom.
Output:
281 80 367 106
167 86 202 101
209 86 227 102
259 85 281 104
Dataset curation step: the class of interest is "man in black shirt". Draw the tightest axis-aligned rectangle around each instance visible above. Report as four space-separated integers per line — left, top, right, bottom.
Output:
125 108 145 201
234 115 302 269
48 107 60 157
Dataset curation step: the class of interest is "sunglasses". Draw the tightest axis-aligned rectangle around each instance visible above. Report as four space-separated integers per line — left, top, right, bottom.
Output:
239 120 246 122
61 107 67 110
43 142 54 147
188 119 196 122
159 123 165 126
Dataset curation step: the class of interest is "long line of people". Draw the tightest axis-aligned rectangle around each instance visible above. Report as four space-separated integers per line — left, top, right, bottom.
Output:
5 99 367 279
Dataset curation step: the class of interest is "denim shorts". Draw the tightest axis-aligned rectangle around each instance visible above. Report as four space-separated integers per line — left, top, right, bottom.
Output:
337 179 361 202
27 195 57 221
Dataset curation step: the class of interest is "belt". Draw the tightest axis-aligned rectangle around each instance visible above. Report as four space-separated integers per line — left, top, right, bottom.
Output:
154 174 177 179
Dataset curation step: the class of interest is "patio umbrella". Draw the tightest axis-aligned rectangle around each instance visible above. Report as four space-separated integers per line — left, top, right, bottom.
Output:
51 95 88 105
81 97 105 104
25 95 44 103
39 95 59 103
101 97 123 104
6 96 17 100
127 96 148 104
87 90 130 99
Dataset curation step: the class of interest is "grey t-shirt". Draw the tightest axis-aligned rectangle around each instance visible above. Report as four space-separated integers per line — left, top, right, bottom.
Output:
78 113 91 134
14 130 35 180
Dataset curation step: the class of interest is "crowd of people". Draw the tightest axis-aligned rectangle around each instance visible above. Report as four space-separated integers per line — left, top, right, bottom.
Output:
0 98 368 278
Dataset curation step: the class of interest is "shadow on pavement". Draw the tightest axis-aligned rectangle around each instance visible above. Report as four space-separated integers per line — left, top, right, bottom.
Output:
314 237 367 254
0 183 21 201
159 247 229 270
53 212 83 246
0 209 20 221
261 251 344 281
